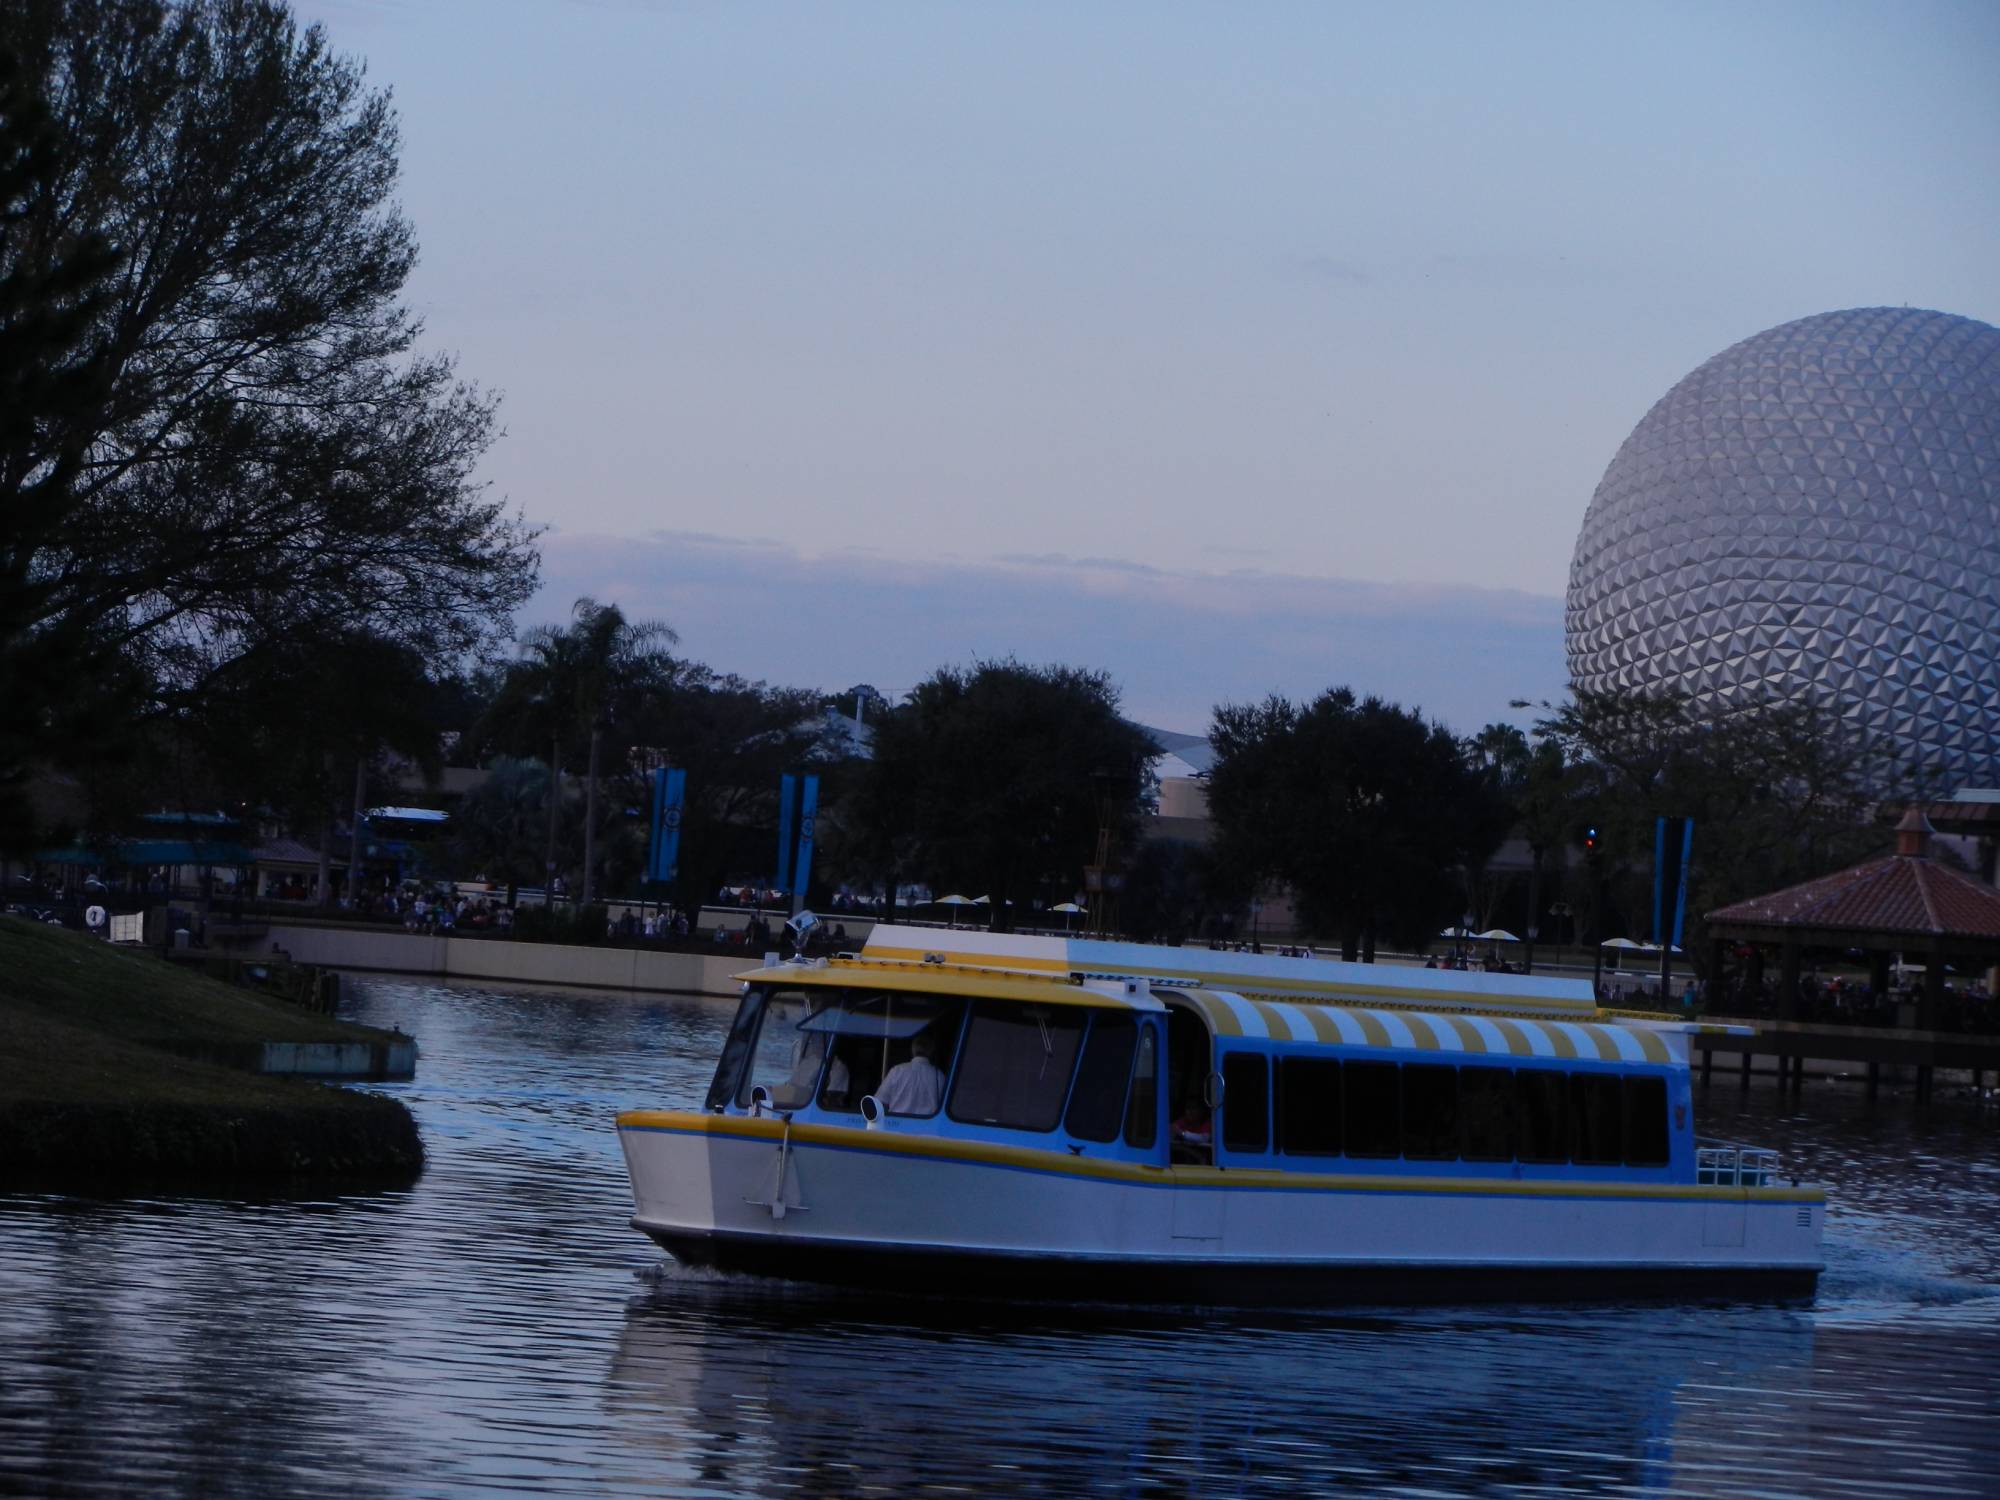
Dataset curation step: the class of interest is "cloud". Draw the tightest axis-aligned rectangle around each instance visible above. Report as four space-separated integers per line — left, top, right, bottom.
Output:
530 532 1569 735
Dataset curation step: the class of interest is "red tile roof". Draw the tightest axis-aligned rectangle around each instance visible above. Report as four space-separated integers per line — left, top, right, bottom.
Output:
1706 855 2000 942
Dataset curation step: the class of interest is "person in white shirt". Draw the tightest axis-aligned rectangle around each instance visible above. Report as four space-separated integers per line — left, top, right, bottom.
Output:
875 1031 945 1116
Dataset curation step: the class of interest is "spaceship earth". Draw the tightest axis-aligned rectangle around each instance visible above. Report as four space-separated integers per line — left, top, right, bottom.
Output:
1565 306 2000 785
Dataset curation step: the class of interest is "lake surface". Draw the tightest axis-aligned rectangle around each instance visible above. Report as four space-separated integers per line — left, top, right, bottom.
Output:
3 975 1997 1498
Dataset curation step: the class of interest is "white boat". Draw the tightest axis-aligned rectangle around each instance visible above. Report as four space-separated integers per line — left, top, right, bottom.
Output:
616 925 1824 1303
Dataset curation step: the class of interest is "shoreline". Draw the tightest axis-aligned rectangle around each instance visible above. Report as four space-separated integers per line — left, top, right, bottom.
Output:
0 918 423 1191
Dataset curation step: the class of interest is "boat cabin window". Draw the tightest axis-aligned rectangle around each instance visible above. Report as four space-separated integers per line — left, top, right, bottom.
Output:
707 986 771 1111
1515 1070 1569 1163
1622 1076 1670 1165
1400 1065 1459 1161
1220 1052 1269 1153
809 992 965 1116
1458 1066 1515 1161
735 989 842 1111
1262 1053 1673 1170
948 1000 1086 1133
1569 1073 1623 1165
1342 1062 1401 1158
1065 1013 1139 1143
1124 1024 1159 1148
1278 1057 1341 1156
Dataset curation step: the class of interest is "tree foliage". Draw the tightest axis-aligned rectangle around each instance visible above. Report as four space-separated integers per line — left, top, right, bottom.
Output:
856 662 1157 929
0 0 537 832
627 666 838 911
448 756 564 901
1531 687 1891 968
1207 688 1511 959
477 597 676 900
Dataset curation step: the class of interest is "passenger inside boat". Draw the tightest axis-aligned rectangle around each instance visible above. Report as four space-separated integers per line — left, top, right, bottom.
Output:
1170 1100 1212 1163
1164 1005 1214 1163
816 993 964 1117
875 1030 946 1115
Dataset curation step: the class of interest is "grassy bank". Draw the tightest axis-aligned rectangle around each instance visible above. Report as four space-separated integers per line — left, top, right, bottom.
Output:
0 917 422 1188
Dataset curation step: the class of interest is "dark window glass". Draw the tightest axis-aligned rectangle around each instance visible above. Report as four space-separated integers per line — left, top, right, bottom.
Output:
1343 1061 1401 1158
1458 1067 1515 1161
1066 1014 1138 1142
1402 1064 1460 1160
1278 1057 1342 1156
706 987 767 1110
1220 1052 1269 1153
947 1001 1087 1132
1125 1024 1159 1148
1570 1074 1624 1165
1516 1070 1568 1163
1623 1075 1670 1166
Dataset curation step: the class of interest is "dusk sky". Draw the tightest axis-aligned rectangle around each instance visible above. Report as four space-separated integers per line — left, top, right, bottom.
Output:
306 0 2000 732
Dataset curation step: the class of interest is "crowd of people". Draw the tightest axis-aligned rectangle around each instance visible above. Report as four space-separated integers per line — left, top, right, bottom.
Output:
1702 969 1998 1034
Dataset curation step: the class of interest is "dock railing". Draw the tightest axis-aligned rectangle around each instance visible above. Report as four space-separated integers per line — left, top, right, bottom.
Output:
1695 1141 1781 1187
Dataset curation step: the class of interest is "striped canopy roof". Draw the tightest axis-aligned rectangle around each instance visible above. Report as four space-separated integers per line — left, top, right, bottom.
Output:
1176 990 1678 1066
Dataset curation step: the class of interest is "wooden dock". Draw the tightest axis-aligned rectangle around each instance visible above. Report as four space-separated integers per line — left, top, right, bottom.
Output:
1695 1016 2000 1104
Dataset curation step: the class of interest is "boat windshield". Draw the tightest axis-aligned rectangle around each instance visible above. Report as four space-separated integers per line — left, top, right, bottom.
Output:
737 990 843 1111
817 991 965 1114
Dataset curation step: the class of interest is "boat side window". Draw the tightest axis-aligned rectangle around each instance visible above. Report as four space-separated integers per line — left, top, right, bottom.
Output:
738 990 832 1110
1401 1064 1459 1161
706 986 768 1111
1124 1023 1159 1149
1220 1052 1269 1154
1065 1012 1139 1143
1278 1057 1341 1156
1569 1073 1623 1166
1458 1066 1515 1161
813 992 965 1115
947 1001 1087 1133
1515 1069 1568 1163
1622 1075 1670 1166
1343 1061 1401 1158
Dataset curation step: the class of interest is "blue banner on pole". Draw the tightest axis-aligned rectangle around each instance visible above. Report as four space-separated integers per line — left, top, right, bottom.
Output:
775 773 797 894
1672 816 1694 949
649 768 686 884
791 775 819 914
1653 815 1694 948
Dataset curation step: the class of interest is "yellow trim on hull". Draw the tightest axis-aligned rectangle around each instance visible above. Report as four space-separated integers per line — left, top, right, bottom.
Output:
615 1110 1826 1205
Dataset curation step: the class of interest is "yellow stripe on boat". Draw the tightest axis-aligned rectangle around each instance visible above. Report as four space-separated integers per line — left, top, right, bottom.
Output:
615 1110 1825 1204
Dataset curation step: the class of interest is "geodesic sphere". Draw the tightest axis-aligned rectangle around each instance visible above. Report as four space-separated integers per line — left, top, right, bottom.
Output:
1565 306 2000 786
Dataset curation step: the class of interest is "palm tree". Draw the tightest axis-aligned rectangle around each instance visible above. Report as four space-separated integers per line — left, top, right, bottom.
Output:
482 598 677 904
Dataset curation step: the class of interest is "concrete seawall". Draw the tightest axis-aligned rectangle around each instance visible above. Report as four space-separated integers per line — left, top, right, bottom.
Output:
255 924 753 999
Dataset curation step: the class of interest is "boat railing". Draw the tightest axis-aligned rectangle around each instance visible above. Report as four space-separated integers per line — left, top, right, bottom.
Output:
1694 1141 1782 1187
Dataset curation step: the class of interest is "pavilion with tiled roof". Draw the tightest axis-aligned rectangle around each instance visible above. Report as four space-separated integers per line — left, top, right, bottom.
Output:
1705 807 2000 1029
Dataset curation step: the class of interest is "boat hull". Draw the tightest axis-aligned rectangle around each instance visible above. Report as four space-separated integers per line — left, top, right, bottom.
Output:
619 1111 1824 1306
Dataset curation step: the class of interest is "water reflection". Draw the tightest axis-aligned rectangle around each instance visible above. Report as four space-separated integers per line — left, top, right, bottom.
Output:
609 1283 1825 1496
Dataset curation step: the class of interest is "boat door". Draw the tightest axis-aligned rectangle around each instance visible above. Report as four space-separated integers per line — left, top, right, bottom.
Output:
1164 1001 1222 1244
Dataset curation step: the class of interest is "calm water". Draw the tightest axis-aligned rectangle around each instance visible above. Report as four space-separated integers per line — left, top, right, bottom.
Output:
2 976 1997 1499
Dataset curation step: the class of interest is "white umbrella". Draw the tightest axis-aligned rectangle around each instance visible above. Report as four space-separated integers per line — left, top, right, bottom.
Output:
933 893 976 927
1052 900 1085 931
1600 937 1646 949
1477 929 1520 942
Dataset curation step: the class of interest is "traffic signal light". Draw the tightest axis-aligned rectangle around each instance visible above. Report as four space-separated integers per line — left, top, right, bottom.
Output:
1583 825 1601 853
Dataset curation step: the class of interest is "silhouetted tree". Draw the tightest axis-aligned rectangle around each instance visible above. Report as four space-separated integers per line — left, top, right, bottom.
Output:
194 627 443 904
0 0 537 838
479 598 677 901
1207 689 1511 960
856 662 1157 931
1531 687 1892 972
